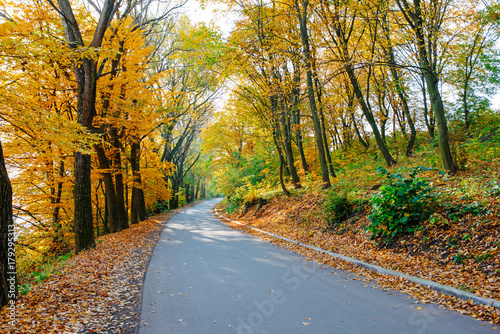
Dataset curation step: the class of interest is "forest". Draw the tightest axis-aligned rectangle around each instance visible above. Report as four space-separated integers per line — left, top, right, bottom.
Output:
1 0 500 326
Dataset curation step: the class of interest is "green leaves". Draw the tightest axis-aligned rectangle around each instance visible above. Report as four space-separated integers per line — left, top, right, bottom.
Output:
321 191 355 229
366 167 434 245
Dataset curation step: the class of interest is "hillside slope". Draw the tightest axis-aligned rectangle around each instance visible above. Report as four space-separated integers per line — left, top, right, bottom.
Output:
218 168 500 325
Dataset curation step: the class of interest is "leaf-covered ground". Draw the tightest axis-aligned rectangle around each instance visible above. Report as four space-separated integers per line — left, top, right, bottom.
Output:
218 167 500 327
0 204 199 334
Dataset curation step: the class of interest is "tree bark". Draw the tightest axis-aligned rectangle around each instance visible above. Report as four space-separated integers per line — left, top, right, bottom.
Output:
279 158 292 197
295 0 331 188
279 105 301 188
110 128 128 230
421 73 435 139
130 140 146 224
345 65 396 166
291 63 309 173
0 141 16 308
55 0 116 252
95 145 122 233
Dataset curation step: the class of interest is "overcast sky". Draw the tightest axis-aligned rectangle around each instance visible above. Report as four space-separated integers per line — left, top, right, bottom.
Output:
185 1 236 38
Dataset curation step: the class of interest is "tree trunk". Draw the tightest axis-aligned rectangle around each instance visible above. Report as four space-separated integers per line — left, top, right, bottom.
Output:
382 13 416 156
0 141 16 308
56 0 116 252
410 0 455 172
424 73 456 172
320 109 336 178
279 158 291 197
51 160 64 225
346 65 396 166
195 179 200 200
281 110 301 188
296 0 331 188
395 0 455 173
73 152 95 252
110 128 128 230
326 3 395 166
95 145 122 233
291 64 309 173
421 73 435 139
130 140 142 224
351 113 369 149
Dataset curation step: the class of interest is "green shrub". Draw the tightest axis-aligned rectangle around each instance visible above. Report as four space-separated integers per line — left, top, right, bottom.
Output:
366 166 434 245
322 191 354 229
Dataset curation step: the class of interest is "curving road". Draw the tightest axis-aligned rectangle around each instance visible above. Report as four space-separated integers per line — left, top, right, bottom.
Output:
138 199 496 333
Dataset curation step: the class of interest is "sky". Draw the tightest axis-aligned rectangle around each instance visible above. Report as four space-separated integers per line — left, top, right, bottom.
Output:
185 1 237 38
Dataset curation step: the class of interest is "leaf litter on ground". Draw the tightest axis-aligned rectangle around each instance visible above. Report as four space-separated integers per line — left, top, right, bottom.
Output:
0 202 201 334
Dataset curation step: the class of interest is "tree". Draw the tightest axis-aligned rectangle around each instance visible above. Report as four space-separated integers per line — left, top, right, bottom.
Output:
380 10 417 156
52 0 119 252
0 0 90 256
316 0 397 166
294 0 332 187
444 6 500 130
395 0 456 173
0 140 15 308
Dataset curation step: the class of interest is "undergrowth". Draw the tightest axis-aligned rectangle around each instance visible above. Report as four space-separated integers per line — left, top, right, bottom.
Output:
18 252 73 295
366 166 435 245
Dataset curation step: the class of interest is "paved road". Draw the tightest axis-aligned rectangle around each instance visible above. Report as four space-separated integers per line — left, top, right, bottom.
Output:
139 199 496 333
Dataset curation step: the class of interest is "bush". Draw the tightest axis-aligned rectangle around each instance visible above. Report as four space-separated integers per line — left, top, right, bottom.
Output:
322 191 354 229
366 166 434 244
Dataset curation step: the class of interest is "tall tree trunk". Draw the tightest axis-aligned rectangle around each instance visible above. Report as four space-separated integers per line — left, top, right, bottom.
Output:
312 48 336 178
49 160 66 254
279 158 292 197
132 140 147 221
383 19 416 156
56 0 116 252
396 0 457 174
130 140 147 224
110 128 128 230
351 113 369 149
95 145 122 233
280 109 301 188
320 109 336 178
423 73 456 172
346 65 396 166
395 0 455 173
291 64 309 173
103 192 109 235
0 141 16 308
73 151 95 252
421 73 435 139
195 179 200 200
327 4 395 166
463 81 470 131
295 0 331 188
138 187 147 221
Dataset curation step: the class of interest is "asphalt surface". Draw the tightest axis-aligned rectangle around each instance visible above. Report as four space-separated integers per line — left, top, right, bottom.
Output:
138 198 496 333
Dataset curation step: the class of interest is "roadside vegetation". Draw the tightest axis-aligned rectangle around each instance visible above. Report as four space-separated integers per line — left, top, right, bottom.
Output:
215 114 500 324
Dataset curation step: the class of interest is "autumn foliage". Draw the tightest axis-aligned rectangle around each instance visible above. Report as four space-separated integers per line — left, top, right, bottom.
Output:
0 0 223 305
